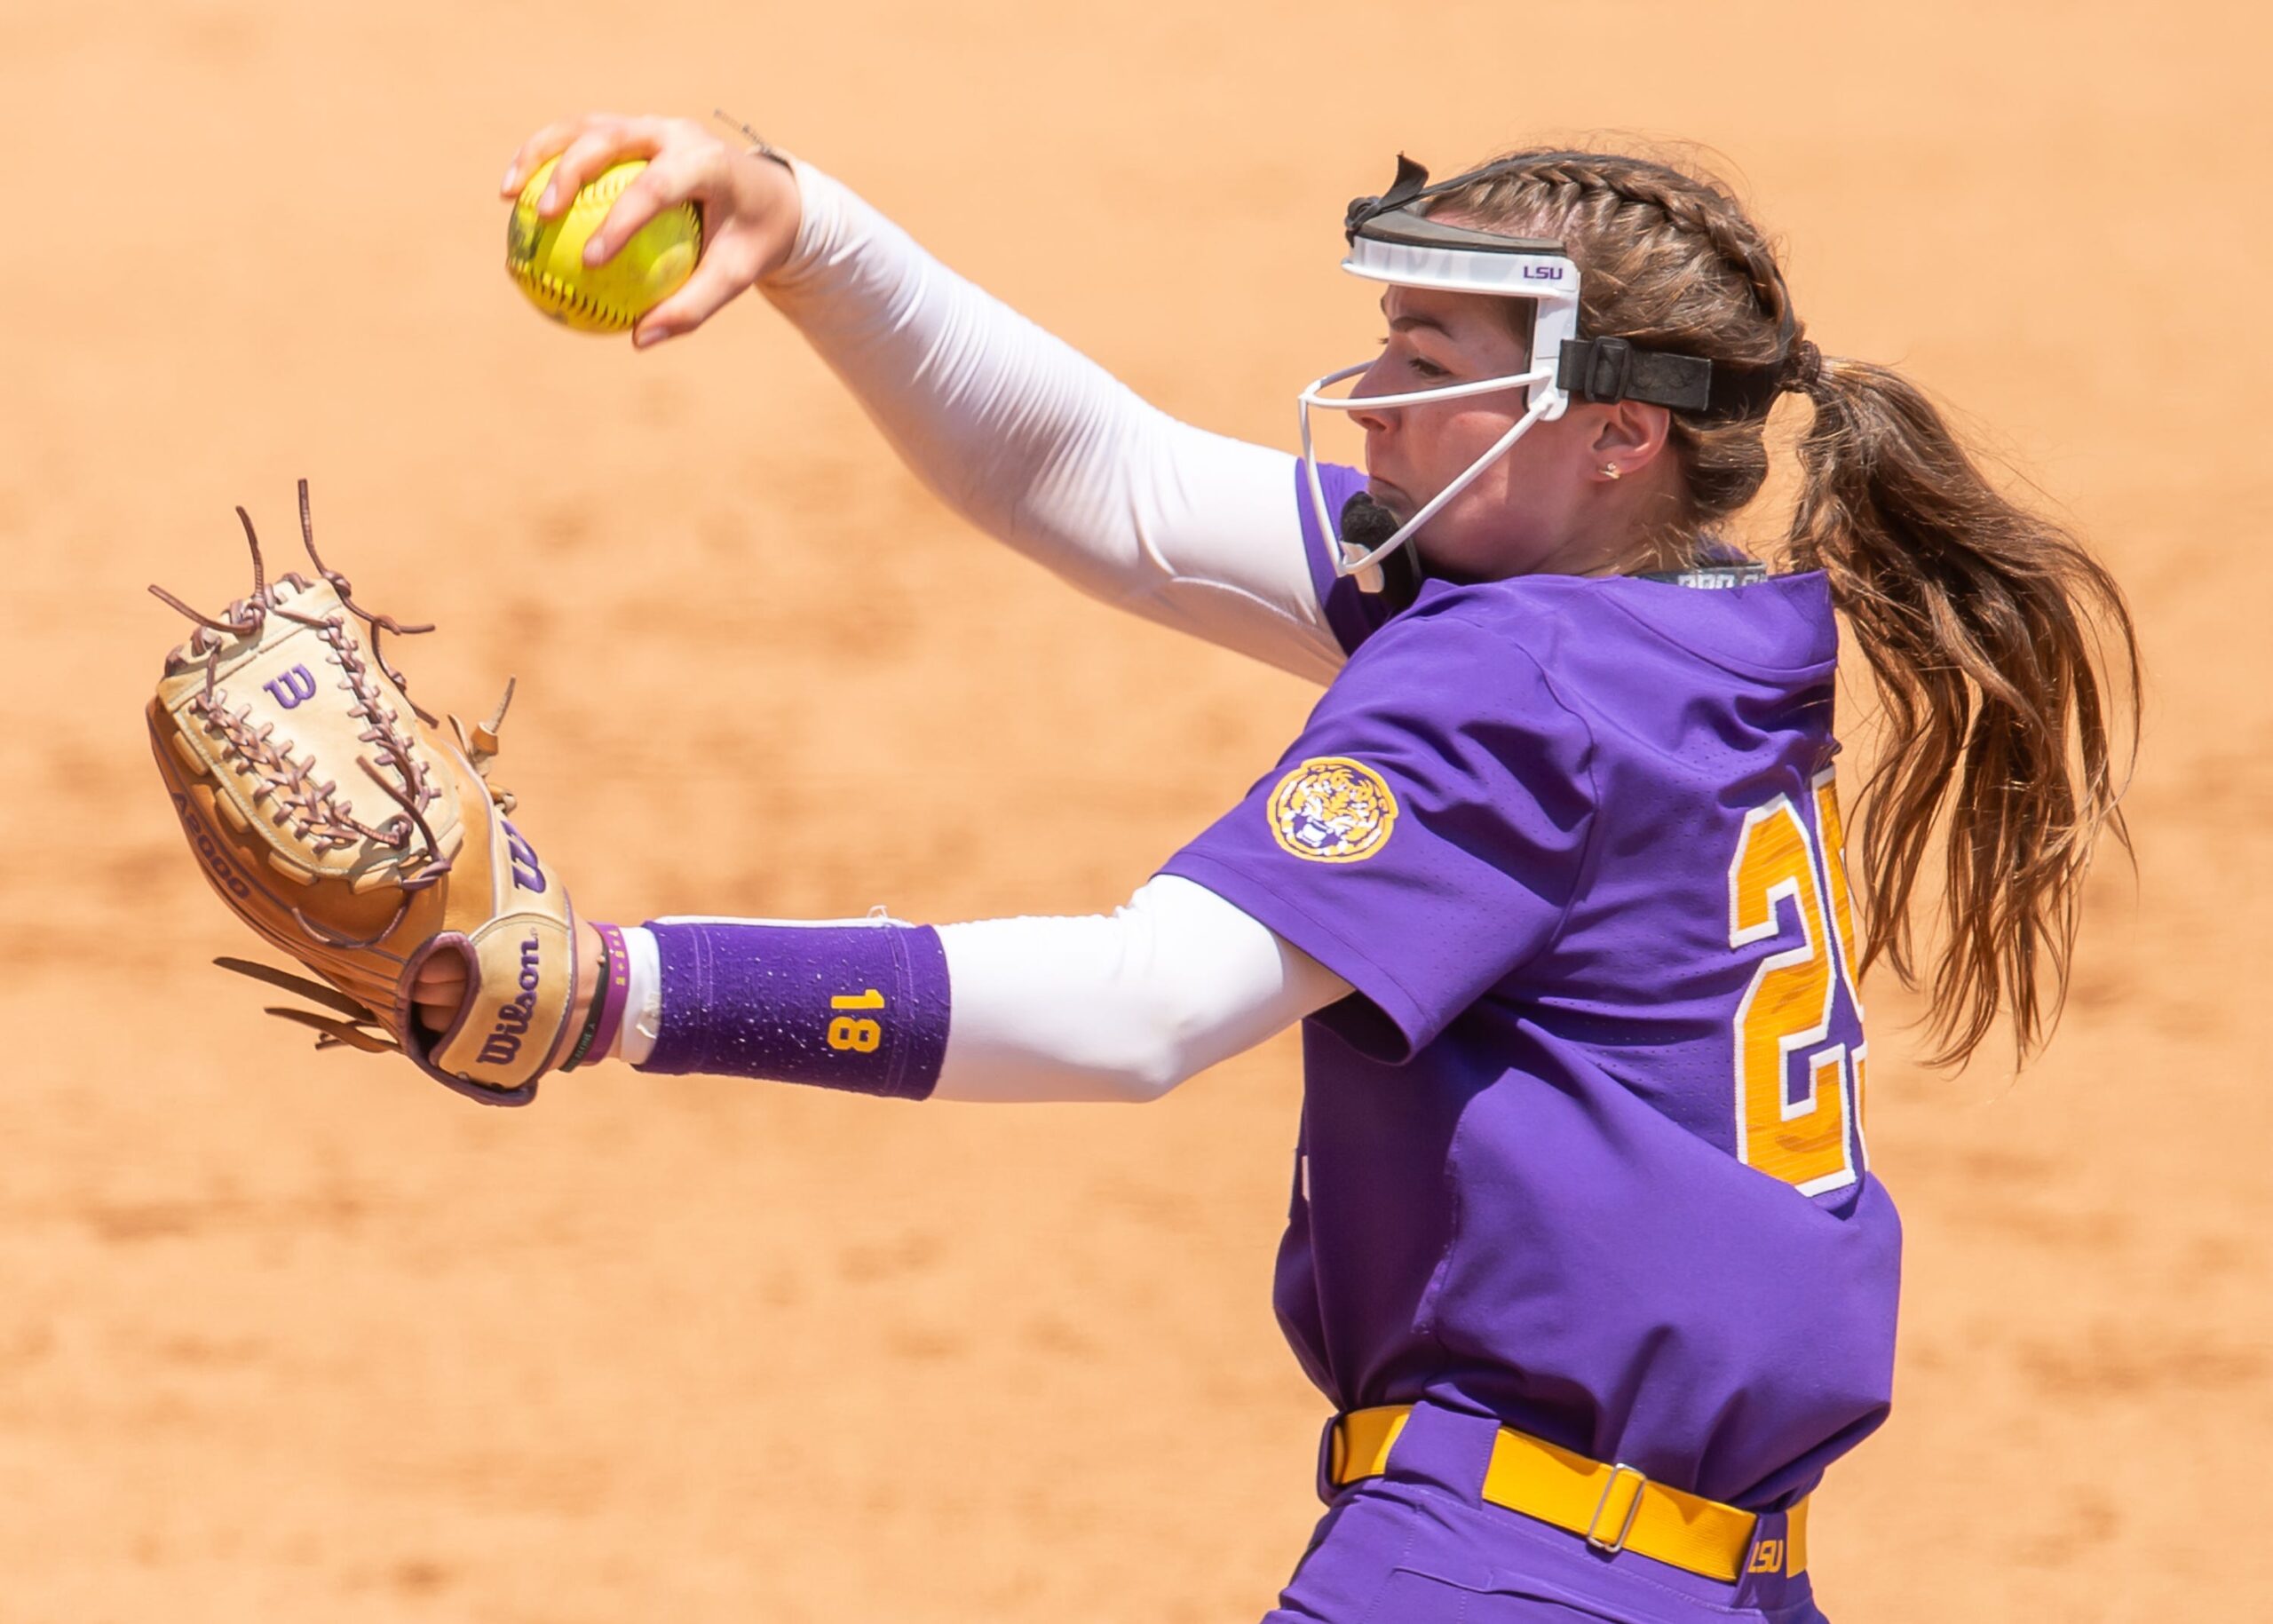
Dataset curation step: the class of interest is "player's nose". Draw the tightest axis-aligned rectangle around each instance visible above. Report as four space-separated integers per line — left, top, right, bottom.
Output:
1345 358 1402 435
1348 404 1398 436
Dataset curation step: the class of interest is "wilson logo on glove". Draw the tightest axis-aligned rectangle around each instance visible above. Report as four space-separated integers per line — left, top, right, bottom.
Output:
502 822 548 894
477 934 548 1067
261 664 318 710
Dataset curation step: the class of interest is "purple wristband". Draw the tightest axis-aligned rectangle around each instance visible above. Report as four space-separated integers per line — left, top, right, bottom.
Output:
586 923 632 1065
637 919 952 1099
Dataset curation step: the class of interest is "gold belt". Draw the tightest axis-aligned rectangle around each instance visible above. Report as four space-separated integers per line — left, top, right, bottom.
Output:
1329 1406 1807 1584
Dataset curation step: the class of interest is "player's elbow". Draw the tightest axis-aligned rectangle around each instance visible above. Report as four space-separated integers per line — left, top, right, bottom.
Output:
1085 987 1220 1103
1058 1026 1186 1103
1087 1048 1192 1104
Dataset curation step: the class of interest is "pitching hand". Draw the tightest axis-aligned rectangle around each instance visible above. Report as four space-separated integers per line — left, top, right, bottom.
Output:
501 112 804 349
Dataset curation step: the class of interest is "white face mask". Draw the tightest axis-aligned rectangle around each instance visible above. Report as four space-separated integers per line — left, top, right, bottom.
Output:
1296 207 1583 594
1306 158 1790 596
1298 361 1559 593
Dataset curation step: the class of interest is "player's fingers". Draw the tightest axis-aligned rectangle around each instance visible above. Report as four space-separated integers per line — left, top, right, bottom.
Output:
584 144 721 267
410 963 469 1035
502 113 622 197
537 118 669 218
412 958 467 999
632 238 760 347
413 999 462 1038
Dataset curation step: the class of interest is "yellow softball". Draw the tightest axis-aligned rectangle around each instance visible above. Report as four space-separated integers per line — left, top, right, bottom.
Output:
505 157 701 335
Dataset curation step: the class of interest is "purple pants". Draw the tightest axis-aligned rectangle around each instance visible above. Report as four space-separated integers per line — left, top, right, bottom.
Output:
1263 1402 1827 1624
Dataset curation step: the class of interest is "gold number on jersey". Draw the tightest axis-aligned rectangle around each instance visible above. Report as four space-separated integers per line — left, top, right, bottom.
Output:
1728 770 1866 1195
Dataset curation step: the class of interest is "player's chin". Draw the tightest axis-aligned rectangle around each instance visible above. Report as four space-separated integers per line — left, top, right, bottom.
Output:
1362 478 1477 582
1365 477 1413 518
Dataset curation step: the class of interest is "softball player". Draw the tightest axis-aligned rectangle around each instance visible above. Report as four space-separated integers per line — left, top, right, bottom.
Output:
468 115 2139 1622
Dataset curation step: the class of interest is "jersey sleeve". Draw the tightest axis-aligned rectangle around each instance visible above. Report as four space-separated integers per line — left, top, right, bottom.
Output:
1159 598 1596 1061
1297 460 1401 656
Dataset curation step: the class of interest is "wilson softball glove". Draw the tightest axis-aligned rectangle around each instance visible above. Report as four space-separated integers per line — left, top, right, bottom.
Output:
147 482 578 1105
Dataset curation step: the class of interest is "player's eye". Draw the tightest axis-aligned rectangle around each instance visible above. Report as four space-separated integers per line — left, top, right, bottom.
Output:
1376 335 1452 382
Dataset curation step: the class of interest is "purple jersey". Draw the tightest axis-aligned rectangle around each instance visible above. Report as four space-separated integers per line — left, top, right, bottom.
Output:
1160 463 1897 1511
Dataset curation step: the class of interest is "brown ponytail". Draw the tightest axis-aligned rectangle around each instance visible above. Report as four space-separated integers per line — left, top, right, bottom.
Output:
1427 148 2142 1067
1786 357 2138 1065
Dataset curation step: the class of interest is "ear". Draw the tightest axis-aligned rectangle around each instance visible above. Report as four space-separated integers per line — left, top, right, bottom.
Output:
1584 401 1674 479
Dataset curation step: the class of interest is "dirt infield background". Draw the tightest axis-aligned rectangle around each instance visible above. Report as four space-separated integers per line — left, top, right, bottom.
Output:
0 4 2263 1619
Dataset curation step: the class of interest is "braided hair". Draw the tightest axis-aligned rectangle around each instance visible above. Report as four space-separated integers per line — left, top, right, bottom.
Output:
1424 149 2141 1070
1428 151 1806 527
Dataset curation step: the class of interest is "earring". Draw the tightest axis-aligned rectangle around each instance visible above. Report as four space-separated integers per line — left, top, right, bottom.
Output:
1601 462 1622 480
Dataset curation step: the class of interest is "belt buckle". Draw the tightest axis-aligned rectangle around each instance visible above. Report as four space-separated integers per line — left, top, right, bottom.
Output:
1585 1462 1648 1555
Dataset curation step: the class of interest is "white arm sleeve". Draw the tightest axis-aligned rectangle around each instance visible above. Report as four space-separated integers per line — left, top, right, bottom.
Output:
761 162 1344 685
606 877 1348 1097
932 875 1350 1104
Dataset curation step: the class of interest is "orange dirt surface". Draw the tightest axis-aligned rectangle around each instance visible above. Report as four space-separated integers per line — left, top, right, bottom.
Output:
1 4 2264 1619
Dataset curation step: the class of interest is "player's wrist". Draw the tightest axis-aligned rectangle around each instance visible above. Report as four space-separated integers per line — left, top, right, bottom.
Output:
743 148 807 287
635 917 949 1096
553 918 617 1071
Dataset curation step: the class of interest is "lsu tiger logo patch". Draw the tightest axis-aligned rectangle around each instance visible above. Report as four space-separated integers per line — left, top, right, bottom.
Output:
1268 757 1398 864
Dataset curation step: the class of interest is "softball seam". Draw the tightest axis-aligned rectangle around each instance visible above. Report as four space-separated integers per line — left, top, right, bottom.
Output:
509 165 694 332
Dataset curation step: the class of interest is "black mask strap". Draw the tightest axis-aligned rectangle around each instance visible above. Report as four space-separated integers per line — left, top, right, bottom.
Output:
1556 337 1783 422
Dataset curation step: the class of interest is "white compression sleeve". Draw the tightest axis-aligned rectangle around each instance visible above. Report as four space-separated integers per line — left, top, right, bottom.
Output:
930 875 1351 1104
617 923 662 1067
761 162 1344 685
605 878 1348 1096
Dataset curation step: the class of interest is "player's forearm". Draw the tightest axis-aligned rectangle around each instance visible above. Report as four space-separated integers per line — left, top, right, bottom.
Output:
757 162 1342 681
931 875 1349 1102
566 877 1348 1102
